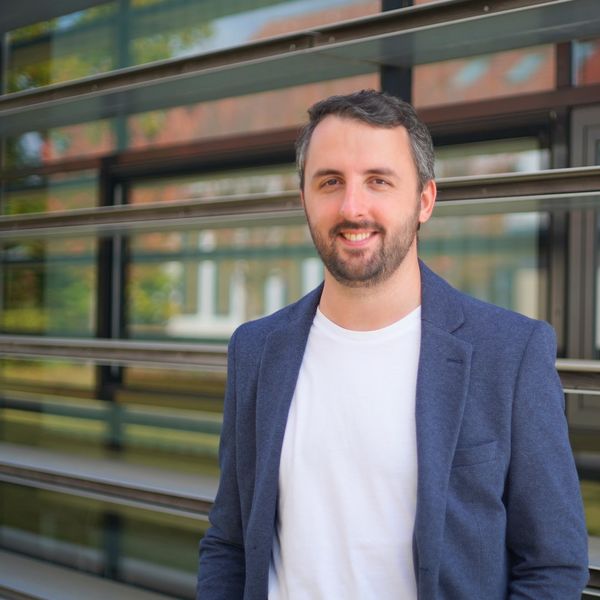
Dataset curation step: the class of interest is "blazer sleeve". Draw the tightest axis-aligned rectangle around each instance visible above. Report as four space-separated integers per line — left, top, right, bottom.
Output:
505 321 589 599
196 329 246 599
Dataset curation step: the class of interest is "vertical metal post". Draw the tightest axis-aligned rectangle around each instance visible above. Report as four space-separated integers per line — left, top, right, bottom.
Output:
102 511 122 579
115 0 131 152
96 157 125 451
95 158 130 583
380 0 413 101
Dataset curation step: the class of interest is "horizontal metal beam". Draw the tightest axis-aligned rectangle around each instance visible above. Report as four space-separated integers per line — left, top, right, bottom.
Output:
0 190 303 238
0 335 228 372
0 442 214 519
2 167 600 238
1 335 599 392
435 166 600 201
0 467 212 521
556 359 600 395
1 0 599 136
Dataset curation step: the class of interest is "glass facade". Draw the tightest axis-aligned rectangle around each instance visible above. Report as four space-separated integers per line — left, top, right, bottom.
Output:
0 483 206 597
575 38 600 85
421 212 547 320
5 0 380 92
1 237 97 336
2 1 600 597
414 46 555 108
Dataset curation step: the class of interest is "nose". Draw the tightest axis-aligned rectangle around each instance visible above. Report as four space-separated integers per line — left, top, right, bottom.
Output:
339 181 367 220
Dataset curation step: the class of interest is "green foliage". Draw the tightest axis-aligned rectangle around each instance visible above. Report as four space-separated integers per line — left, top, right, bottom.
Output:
45 266 95 334
129 266 178 326
0 308 48 333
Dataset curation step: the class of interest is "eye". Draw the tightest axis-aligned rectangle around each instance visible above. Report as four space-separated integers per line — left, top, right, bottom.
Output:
320 177 341 188
370 177 390 187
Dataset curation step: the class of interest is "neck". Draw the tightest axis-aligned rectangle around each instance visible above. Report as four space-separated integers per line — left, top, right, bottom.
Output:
318 253 422 331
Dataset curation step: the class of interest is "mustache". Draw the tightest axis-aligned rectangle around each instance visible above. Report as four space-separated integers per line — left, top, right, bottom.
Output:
329 220 385 236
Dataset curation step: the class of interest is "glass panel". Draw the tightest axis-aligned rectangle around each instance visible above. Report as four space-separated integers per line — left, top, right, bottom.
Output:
130 0 380 62
435 138 550 177
574 38 600 85
130 164 298 204
1 170 98 215
117 366 225 474
0 237 97 336
5 0 380 93
127 74 379 150
0 358 102 456
0 483 204 598
568 398 600 558
127 224 320 341
420 212 547 319
6 4 118 92
0 357 224 475
413 46 555 108
4 121 116 168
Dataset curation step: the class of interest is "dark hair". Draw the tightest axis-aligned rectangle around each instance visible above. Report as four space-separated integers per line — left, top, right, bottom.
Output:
296 89 434 190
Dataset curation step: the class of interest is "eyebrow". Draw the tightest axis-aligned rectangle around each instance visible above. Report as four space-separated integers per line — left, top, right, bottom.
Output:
364 168 397 177
310 167 398 180
311 168 343 181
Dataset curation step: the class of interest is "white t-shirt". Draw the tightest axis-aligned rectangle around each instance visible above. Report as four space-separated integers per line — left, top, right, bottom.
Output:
268 306 421 600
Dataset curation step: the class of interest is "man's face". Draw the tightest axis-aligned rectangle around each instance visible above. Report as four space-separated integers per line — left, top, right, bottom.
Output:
301 115 435 288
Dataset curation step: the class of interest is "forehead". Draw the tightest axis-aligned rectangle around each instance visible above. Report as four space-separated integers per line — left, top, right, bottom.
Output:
305 115 413 169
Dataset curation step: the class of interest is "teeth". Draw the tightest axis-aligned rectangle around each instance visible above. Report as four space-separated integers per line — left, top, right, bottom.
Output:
343 232 371 242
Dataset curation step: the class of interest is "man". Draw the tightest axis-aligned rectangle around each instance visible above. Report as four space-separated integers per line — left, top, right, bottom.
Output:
197 90 588 599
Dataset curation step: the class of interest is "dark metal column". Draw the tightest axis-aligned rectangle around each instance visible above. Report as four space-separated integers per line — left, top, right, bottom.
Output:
95 157 126 451
95 157 127 583
115 0 131 152
380 0 413 101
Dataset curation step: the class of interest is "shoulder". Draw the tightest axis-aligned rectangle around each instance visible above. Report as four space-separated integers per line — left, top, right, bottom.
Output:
229 283 322 354
421 261 554 349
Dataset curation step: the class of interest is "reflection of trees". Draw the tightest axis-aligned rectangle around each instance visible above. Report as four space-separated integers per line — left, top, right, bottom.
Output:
129 265 178 330
7 2 215 93
5 1 215 165
7 5 117 93
1 241 95 335
2 263 95 335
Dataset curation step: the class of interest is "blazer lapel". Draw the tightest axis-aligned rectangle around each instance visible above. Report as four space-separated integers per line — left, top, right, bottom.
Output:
250 287 321 552
413 263 473 598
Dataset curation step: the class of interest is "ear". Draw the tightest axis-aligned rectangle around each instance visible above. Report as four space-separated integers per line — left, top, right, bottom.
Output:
300 188 306 208
418 179 436 224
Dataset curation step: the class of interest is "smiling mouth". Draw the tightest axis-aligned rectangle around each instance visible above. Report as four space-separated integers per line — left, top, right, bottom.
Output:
341 231 372 242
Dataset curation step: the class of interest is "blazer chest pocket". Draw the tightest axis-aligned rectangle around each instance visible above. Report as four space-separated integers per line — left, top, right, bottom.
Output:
452 440 497 468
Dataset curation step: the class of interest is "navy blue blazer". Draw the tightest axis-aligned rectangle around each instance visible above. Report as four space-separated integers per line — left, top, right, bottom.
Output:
197 262 588 599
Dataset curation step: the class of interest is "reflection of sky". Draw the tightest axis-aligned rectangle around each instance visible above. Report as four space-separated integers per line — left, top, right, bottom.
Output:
20 132 44 162
506 53 544 84
183 0 365 55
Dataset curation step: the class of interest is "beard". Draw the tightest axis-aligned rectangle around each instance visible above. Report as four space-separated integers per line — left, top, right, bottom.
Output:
306 205 420 289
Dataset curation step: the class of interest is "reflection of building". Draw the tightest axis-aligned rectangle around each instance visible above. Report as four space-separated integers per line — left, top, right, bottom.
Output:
1 1 600 598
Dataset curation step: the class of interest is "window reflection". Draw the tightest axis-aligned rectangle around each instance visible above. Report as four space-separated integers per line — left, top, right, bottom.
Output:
1 170 99 214
420 212 547 320
127 226 320 340
5 122 115 168
127 74 379 149
6 0 379 93
1 238 96 336
413 46 555 108
435 138 550 178
129 164 298 204
574 38 600 85
6 4 118 92
0 483 204 598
